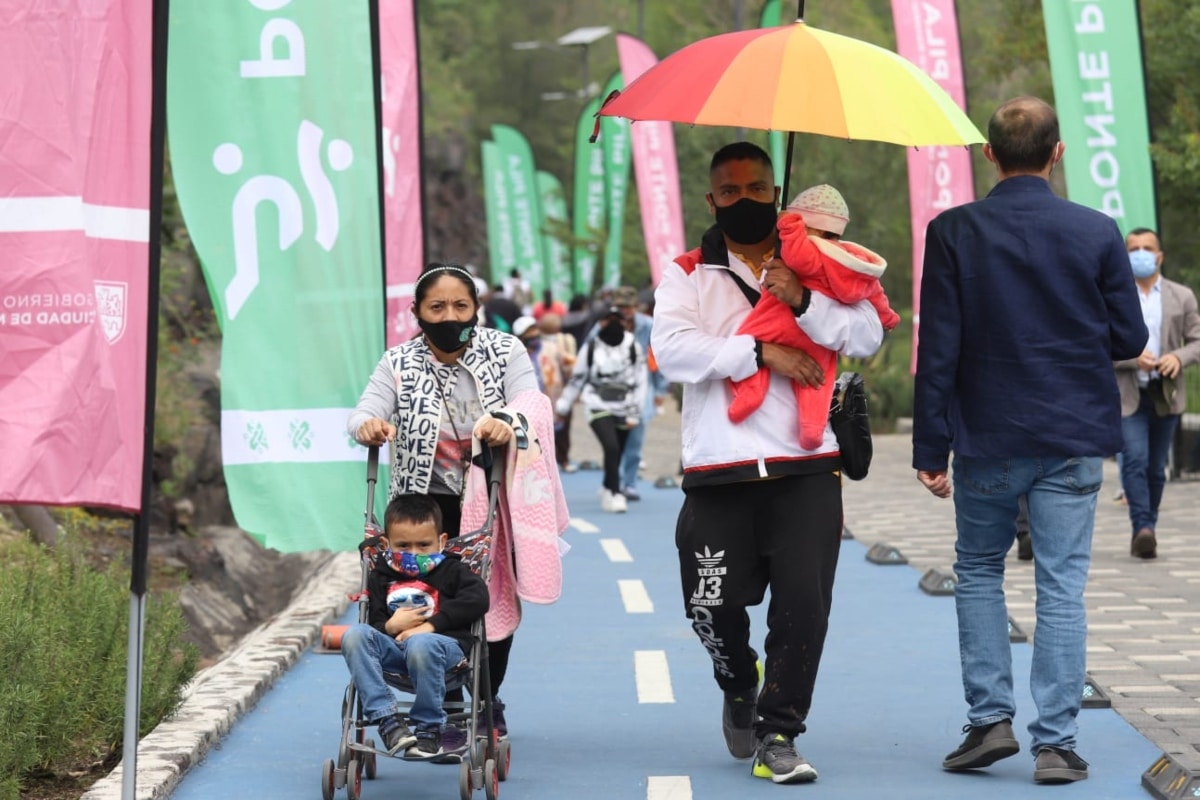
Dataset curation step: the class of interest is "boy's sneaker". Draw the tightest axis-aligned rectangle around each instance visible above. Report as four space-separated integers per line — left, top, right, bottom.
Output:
751 733 818 784
621 485 641 501
378 715 416 754
407 728 441 759
1034 747 1088 783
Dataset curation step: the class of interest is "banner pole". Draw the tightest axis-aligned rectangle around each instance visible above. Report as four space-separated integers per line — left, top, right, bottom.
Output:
369 0 388 337
122 0 170 797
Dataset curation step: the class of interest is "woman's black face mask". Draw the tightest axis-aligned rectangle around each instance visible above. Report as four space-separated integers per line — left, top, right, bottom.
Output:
418 318 475 353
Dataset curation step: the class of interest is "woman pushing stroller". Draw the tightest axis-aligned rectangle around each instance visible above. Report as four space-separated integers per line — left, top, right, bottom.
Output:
347 262 570 750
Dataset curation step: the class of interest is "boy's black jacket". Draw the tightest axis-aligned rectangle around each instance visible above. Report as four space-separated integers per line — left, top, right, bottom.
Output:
367 552 489 654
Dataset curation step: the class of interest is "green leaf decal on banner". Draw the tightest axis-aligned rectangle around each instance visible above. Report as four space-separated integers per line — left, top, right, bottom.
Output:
537 170 572 303
491 124 547 295
600 72 632 289
166 1 384 552
1043 3 1156 233
573 95 606 296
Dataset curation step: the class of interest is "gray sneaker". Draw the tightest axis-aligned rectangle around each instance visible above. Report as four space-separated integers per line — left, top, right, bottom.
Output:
751 733 818 784
1034 747 1088 783
722 689 757 758
942 720 1019 770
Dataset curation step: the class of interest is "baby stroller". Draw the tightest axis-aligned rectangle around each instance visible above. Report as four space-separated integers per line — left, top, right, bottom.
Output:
320 443 511 800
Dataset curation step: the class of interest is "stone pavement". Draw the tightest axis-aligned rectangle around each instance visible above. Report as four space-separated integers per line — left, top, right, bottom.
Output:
572 402 1200 770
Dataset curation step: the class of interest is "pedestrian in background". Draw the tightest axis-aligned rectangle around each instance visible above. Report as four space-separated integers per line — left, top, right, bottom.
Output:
913 97 1147 785
1114 227 1200 559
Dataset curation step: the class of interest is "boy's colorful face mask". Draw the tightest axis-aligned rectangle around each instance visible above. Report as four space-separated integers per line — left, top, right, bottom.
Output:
387 550 446 577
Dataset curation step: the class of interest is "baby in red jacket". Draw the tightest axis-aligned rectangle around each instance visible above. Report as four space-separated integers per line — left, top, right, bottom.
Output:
728 184 901 449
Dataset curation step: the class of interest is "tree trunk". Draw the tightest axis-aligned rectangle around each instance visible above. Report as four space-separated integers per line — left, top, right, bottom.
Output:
13 505 59 547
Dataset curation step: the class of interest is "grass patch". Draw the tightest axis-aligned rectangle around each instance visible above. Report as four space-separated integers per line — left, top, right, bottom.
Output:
0 534 198 800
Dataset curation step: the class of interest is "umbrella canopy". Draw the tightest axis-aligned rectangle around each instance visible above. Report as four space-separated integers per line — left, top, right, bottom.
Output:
599 22 984 149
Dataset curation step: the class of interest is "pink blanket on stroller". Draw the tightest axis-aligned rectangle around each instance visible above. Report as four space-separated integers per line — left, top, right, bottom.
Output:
462 390 570 640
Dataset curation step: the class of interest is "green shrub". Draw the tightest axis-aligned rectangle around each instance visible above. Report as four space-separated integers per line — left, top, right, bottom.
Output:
0 536 198 799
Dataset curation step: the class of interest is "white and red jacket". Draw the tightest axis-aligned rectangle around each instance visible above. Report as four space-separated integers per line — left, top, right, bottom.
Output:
651 225 885 488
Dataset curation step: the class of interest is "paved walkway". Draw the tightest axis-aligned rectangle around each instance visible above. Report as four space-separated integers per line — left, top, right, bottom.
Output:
82 401 1199 798
608 402 1200 770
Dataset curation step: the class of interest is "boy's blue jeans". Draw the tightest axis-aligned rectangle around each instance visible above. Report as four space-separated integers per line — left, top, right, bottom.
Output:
341 624 465 730
951 455 1101 754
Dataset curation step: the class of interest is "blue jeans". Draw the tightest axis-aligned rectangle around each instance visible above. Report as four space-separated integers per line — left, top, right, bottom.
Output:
951 455 1102 754
1119 389 1180 534
341 624 464 730
620 419 646 489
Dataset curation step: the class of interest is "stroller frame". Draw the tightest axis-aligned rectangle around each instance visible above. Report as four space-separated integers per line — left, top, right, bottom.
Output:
320 444 511 800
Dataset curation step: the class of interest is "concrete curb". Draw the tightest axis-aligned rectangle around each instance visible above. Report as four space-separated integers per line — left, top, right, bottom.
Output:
81 551 360 800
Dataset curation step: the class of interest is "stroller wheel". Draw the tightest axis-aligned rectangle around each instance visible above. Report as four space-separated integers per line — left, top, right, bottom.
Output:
346 758 362 800
458 760 473 800
484 758 499 800
320 758 336 800
496 739 510 782
364 748 377 780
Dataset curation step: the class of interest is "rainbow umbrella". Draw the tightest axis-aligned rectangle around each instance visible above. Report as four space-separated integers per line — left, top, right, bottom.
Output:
598 2 983 199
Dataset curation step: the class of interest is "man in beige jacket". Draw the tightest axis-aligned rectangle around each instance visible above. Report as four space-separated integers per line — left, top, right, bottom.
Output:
1116 227 1200 558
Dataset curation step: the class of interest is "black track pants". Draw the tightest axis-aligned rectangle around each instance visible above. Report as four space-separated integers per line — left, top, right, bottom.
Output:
675 472 843 737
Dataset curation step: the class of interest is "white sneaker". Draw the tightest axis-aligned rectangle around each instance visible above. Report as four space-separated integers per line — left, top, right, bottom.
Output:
609 491 628 513
599 487 614 511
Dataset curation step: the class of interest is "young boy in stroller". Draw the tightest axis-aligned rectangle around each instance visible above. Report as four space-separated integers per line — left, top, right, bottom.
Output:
341 493 489 758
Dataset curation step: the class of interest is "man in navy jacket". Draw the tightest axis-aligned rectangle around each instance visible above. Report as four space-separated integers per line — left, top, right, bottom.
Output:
913 97 1147 785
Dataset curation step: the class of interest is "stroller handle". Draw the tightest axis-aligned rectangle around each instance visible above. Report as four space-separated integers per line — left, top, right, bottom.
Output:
364 445 380 531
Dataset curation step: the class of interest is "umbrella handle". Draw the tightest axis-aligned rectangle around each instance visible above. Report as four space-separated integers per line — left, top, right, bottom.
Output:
588 89 622 143
797 1 805 21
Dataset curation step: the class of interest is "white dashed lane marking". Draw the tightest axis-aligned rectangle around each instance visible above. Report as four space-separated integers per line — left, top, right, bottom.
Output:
634 650 675 703
569 517 599 534
600 538 633 563
618 579 654 613
647 775 692 799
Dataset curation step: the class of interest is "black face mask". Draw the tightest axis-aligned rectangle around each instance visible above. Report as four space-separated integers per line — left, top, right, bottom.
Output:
598 320 626 347
418 318 475 353
713 197 778 245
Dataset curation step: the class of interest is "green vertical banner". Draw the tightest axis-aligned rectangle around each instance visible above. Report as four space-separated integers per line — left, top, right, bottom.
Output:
573 95 607 296
167 1 384 552
600 72 632 289
491 124 548 295
759 0 787 191
482 139 518 278
536 170 572 302
1043 2 1156 233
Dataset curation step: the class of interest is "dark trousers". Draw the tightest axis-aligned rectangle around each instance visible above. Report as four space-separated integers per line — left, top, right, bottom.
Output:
431 493 512 696
675 472 843 737
589 415 631 494
555 409 572 466
1119 388 1181 535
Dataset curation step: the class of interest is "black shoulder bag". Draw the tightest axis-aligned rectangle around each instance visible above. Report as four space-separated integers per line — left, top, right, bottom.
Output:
829 371 872 480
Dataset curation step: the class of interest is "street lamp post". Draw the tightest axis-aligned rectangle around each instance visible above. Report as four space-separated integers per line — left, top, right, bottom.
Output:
512 25 612 102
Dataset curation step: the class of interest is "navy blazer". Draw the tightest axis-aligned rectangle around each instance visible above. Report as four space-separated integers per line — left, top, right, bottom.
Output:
913 175 1148 471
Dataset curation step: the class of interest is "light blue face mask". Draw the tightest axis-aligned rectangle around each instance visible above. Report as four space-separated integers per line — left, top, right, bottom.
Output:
1129 249 1158 279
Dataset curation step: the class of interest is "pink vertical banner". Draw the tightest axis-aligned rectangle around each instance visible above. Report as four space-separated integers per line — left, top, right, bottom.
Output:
890 0 974 372
380 0 424 347
616 34 686 287
0 1 152 511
